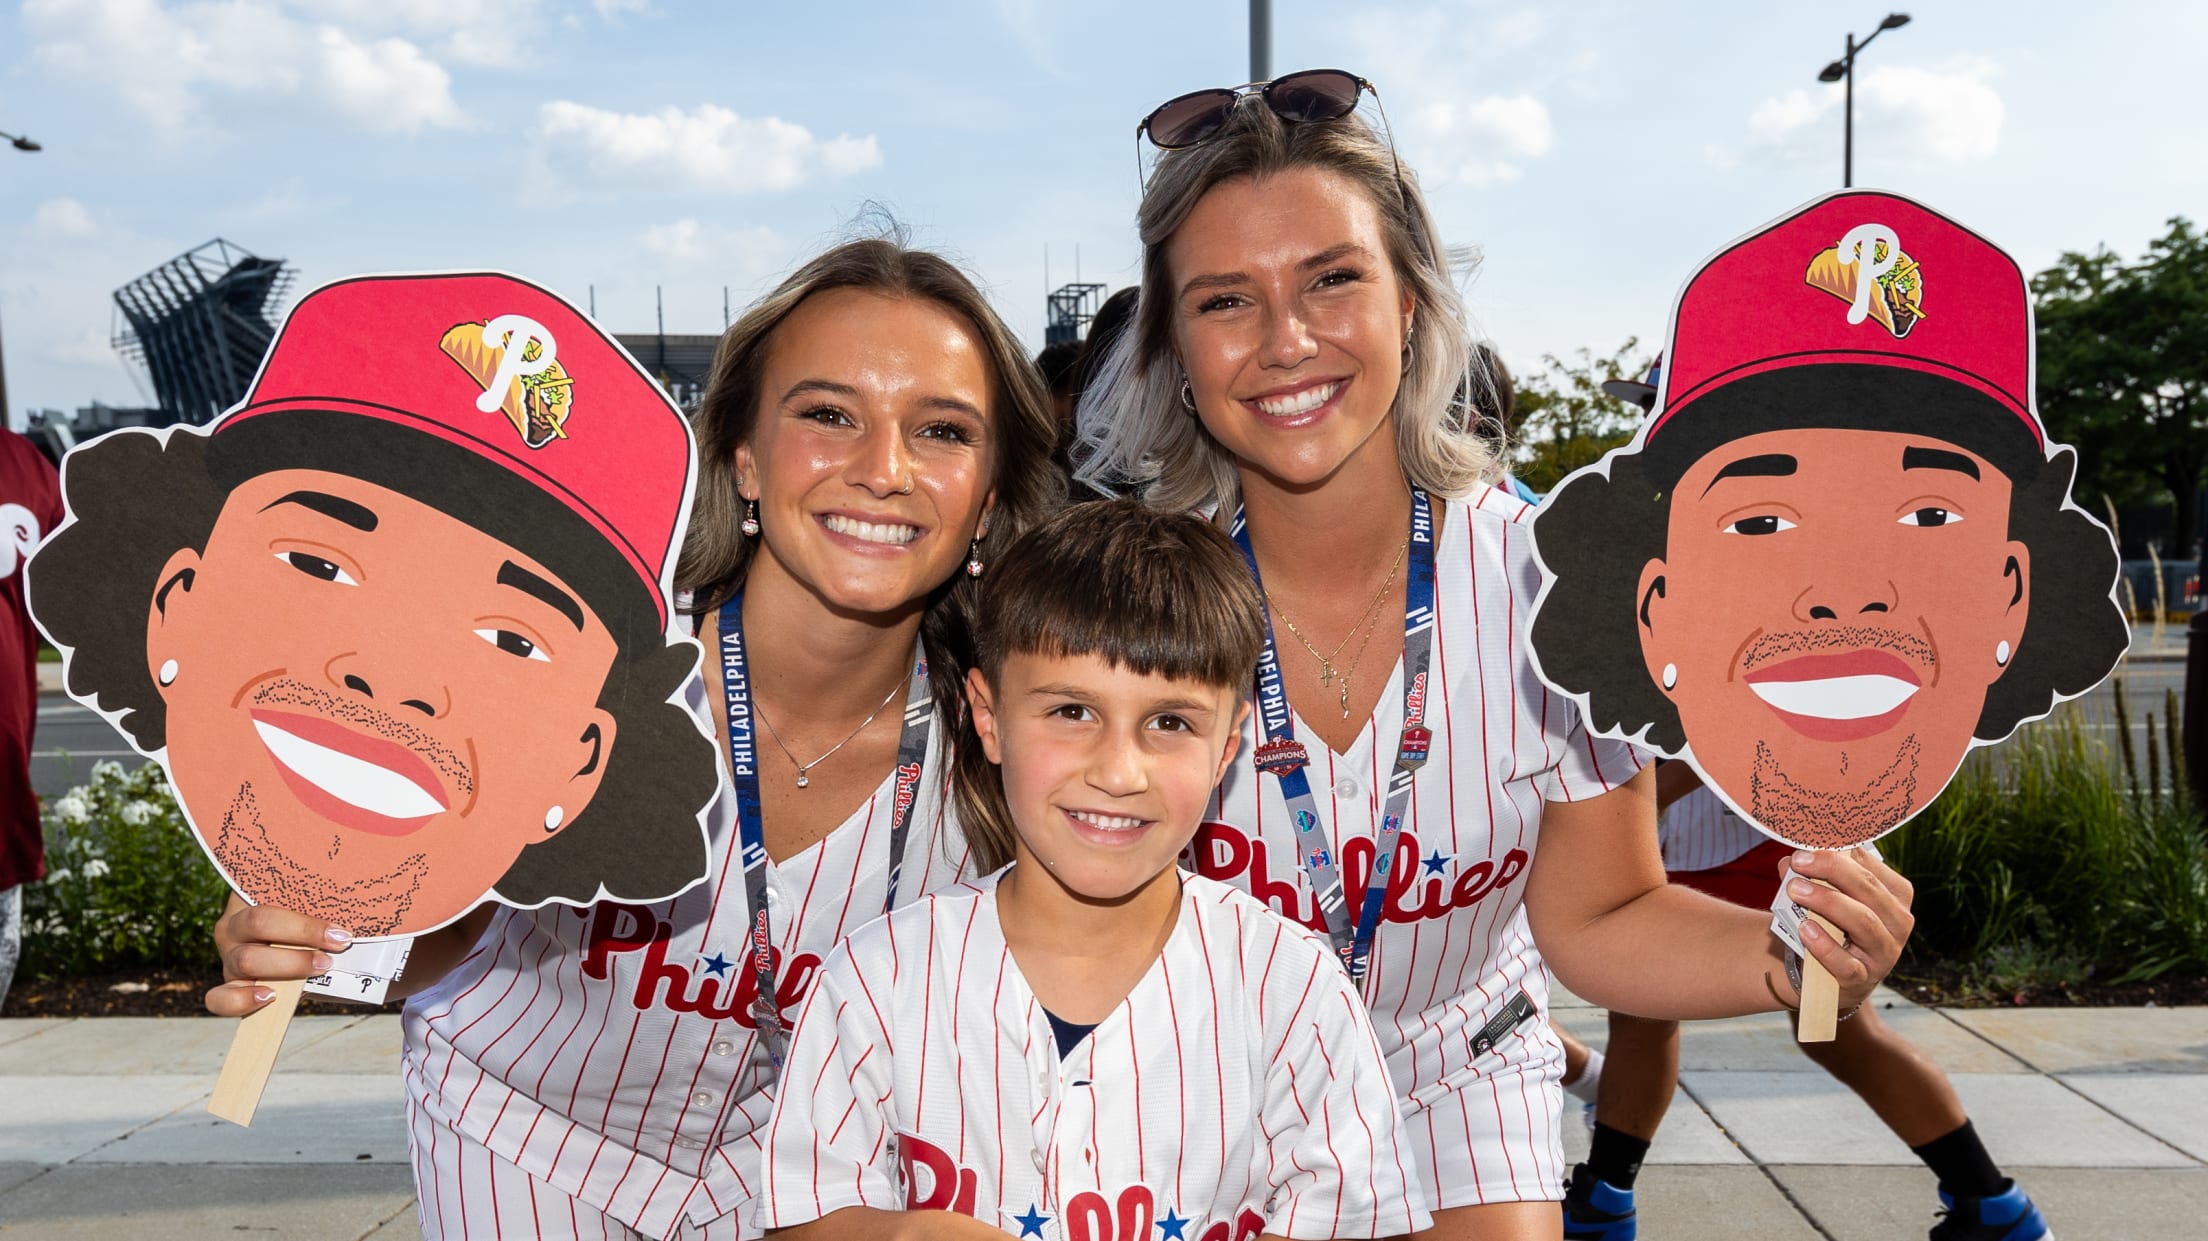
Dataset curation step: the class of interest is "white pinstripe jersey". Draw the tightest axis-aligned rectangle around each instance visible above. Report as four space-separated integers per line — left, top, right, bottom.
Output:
401 676 972 1241
1187 487 1644 1208
1657 784 1768 873
755 870 1433 1241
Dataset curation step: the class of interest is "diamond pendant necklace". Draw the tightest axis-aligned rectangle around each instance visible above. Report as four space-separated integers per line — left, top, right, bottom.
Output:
754 675 905 789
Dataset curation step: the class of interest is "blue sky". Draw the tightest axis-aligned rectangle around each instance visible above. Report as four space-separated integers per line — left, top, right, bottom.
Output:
2 0 2202 423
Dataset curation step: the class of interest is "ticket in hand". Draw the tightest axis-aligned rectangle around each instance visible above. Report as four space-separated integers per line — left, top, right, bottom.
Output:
304 937 412 1006
1766 841 1879 958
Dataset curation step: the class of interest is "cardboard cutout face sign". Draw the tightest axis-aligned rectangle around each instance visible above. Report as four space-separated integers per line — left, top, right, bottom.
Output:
28 273 720 938
1529 191 2128 851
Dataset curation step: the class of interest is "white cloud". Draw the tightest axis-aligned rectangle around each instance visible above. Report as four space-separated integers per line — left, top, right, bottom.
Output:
1735 58 2004 167
22 0 466 133
532 102 882 197
594 0 651 16
1411 93 1554 185
300 0 549 69
32 198 98 240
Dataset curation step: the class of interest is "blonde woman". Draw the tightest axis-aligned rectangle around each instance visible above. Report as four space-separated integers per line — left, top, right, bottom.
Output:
211 238 1062 1239
1080 71 1917 1241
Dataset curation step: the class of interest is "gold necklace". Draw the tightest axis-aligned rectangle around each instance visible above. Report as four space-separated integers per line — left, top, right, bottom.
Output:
1267 534 1409 718
755 675 904 789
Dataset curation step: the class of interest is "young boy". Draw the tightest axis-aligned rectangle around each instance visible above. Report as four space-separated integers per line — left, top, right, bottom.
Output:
755 501 1429 1240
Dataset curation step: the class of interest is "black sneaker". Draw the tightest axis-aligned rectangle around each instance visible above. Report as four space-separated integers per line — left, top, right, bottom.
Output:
1561 1162 1637 1240
1928 1180 2054 1240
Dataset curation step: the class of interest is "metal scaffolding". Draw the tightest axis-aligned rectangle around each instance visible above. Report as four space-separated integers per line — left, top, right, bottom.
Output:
1045 282 1109 347
112 239 295 425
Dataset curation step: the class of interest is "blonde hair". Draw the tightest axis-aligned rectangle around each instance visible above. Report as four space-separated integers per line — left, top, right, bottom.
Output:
1074 97 1493 513
677 235 1065 726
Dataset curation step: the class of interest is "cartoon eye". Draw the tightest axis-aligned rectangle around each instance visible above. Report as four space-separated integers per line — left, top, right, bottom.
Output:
1899 507 1959 527
275 551 357 585
473 628 550 662
1722 515 1796 536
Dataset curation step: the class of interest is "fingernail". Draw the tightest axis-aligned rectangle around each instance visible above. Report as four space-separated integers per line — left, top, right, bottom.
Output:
1790 880 1814 900
325 927 353 948
1794 850 1815 868
310 952 334 972
1801 920 1824 940
254 987 275 1004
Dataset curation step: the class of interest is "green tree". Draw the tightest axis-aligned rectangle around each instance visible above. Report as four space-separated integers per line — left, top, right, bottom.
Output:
2034 217 2208 558
1506 338 1652 493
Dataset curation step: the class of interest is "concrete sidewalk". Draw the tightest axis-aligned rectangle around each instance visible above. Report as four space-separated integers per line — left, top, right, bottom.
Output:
1 993 2203 1239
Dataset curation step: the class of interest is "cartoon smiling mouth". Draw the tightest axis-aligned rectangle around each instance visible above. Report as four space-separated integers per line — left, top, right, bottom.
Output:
251 709 451 835
1742 650 1922 741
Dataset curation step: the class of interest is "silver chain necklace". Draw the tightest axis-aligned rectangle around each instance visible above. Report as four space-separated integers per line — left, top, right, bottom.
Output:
754 675 905 789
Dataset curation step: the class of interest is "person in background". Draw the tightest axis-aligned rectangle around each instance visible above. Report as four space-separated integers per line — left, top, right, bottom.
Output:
0 429 61 1013
1551 366 2053 1241
1468 341 1539 504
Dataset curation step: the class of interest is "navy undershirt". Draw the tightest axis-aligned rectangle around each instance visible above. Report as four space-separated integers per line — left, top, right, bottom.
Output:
1043 1008 1097 1060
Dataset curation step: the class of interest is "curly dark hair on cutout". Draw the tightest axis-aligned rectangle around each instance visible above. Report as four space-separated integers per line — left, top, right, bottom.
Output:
1533 439 2128 756
27 424 718 908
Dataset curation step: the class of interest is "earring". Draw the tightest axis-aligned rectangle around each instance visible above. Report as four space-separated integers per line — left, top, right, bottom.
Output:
158 659 179 687
966 538 985 578
1995 640 2010 667
544 806 565 833
1661 663 1677 690
741 499 760 537
1179 375 1198 414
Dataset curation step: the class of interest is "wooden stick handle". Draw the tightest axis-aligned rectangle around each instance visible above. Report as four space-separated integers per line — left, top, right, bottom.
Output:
208 972 306 1126
1795 907 1842 1043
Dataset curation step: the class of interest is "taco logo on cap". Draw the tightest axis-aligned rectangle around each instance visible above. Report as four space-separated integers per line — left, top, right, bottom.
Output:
439 314 575 449
1804 223 1928 339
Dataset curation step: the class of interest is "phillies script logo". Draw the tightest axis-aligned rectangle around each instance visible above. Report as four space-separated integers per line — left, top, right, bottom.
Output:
899 1134 1265 1241
582 904 820 1029
1187 823 1527 931
1405 670 1429 726
892 761 922 822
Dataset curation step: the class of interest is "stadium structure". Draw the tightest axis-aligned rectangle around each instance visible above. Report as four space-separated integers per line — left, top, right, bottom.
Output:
112 239 295 426
1045 282 1109 347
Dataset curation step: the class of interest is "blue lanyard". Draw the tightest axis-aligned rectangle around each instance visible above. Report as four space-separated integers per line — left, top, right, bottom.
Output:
713 592 930 1066
1231 489 1436 991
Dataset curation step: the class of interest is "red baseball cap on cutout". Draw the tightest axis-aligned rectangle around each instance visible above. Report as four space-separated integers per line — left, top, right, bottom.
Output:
1649 191 2042 451
216 272 693 627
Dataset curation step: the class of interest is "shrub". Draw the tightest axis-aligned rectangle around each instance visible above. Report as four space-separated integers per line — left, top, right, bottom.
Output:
1885 688 2208 988
20 760 229 979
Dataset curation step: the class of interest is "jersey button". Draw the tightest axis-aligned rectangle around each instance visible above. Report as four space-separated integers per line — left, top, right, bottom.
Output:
1333 776 1361 800
672 1135 704 1150
713 1039 735 1057
692 1089 715 1107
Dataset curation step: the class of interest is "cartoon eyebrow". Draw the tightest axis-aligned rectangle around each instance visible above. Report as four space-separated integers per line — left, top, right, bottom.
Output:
496 561 585 632
262 490 378 531
1901 446 1981 479
1700 453 1798 497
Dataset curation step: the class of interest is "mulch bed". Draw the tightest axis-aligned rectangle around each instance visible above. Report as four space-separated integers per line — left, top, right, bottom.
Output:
10 963 2208 1018
3 968 402 1018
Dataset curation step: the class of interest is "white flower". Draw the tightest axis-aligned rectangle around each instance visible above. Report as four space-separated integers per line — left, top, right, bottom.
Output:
53 795 90 824
91 760 126 783
119 801 156 827
46 867 70 883
82 859 111 879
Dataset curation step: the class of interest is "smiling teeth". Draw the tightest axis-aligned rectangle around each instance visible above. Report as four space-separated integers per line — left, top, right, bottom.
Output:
822 514 920 545
1067 809 1145 832
253 720 447 819
1255 382 1341 417
1749 675 1919 720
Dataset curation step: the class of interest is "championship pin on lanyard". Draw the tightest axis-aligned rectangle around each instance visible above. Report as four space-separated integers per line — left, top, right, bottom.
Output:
714 592 932 1067
1231 489 1436 991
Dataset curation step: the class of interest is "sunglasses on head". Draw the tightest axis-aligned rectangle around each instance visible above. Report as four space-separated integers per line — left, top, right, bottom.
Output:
1138 68 1377 149
1136 68 1429 263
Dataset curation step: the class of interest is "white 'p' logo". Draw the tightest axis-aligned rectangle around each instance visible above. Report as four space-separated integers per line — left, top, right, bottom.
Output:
477 314 558 414
1835 224 1901 327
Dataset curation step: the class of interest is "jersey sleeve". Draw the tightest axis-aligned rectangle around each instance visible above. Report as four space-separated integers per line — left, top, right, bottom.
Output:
753 938 900 1229
1534 694 1646 804
1255 931 1434 1238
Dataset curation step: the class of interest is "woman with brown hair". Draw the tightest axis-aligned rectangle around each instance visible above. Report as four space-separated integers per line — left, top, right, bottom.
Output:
1078 72 1918 1240
210 235 1062 1238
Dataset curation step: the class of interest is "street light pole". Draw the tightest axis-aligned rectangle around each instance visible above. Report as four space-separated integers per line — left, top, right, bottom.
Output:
0 128 39 429
1250 0 1271 83
1818 14 1910 189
